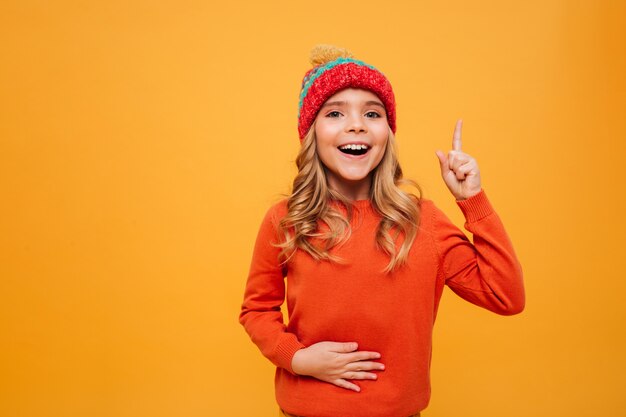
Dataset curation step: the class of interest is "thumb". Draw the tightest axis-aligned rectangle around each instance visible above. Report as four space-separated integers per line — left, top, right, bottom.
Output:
435 150 448 172
333 342 358 353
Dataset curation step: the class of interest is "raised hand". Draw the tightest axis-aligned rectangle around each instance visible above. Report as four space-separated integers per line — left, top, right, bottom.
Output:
291 341 385 392
435 119 482 200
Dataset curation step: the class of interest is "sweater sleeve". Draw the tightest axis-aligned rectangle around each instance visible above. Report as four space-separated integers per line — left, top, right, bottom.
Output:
432 189 525 315
239 204 305 374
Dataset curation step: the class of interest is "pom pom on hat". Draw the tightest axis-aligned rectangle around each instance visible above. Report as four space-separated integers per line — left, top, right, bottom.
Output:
297 44 396 141
309 44 355 66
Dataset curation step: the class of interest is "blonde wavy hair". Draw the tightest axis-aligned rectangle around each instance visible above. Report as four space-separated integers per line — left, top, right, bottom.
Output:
273 122 424 274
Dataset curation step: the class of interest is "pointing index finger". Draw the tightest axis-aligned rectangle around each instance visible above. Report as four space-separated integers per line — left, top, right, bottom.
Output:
452 119 463 151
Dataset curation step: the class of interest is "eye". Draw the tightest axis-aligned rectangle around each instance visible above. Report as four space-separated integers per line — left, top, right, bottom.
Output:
326 111 342 118
365 111 381 118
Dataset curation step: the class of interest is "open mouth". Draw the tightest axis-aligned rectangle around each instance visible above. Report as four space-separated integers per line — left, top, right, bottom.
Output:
337 144 370 156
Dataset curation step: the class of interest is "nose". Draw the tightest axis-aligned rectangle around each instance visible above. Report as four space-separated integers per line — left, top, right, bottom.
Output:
345 112 367 133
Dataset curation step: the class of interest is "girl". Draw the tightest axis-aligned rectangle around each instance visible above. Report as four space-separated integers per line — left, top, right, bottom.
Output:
239 44 525 417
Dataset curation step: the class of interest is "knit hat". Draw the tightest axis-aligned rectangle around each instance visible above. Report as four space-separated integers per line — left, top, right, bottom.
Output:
297 44 396 141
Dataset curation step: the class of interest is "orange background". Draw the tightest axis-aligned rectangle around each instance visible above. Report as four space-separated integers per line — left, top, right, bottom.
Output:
1 1 624 416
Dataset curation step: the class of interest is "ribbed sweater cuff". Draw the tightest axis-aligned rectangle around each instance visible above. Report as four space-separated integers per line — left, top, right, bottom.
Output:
275 337 306 375
455 189 494 223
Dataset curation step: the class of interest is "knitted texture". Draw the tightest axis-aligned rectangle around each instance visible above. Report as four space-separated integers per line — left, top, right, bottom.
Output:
297 45 396 141
239 188 525 417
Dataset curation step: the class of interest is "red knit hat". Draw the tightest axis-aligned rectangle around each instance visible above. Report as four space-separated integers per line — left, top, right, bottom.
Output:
297 44 396 141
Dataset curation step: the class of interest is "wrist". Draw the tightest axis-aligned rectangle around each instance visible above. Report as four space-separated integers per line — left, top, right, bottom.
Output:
291 348 306 375
456 188 482 201
456 188 492 222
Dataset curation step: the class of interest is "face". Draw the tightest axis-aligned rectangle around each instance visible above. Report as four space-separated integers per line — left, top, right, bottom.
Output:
314 88 389 199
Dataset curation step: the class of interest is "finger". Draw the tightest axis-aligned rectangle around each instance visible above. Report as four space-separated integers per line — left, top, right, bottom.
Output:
435 150 448 171
456 165 468 180
345 351 382 362
342 371 378 380
452 119 463 151
331 342 359 353
448 151 470 172
347 361 385 372
335 378 361 392
457 161 474 174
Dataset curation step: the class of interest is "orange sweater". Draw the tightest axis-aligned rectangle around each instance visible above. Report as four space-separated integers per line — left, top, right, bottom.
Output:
239 189 524 417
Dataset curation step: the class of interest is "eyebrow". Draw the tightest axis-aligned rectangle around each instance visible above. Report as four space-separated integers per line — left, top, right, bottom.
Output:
321 100 385 110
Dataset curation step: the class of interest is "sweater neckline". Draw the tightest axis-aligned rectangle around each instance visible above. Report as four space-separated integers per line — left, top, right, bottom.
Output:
351 199 373 208
329 198 374 213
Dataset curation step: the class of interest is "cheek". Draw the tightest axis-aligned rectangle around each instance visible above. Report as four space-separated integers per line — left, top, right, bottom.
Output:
315 123 335 142
314 137 336 163
316 143 333 162
371 127 389 148
372 124 390 142
373 148 386 166
372 138 389 164
315 128 338 155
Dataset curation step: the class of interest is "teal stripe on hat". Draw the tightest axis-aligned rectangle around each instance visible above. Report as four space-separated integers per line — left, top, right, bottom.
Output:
297 57 380 118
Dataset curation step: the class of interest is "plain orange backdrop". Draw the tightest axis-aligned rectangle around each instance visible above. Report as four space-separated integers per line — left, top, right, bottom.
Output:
1 1 624 416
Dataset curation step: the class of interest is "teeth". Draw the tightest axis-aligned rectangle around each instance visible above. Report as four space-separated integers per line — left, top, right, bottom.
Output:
339 144 369 150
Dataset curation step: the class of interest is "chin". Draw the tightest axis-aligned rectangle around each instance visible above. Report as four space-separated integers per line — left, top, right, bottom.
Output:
340 173 370 182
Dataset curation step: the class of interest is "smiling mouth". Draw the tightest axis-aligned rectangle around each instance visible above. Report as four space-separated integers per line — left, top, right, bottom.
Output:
337 146 370 156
